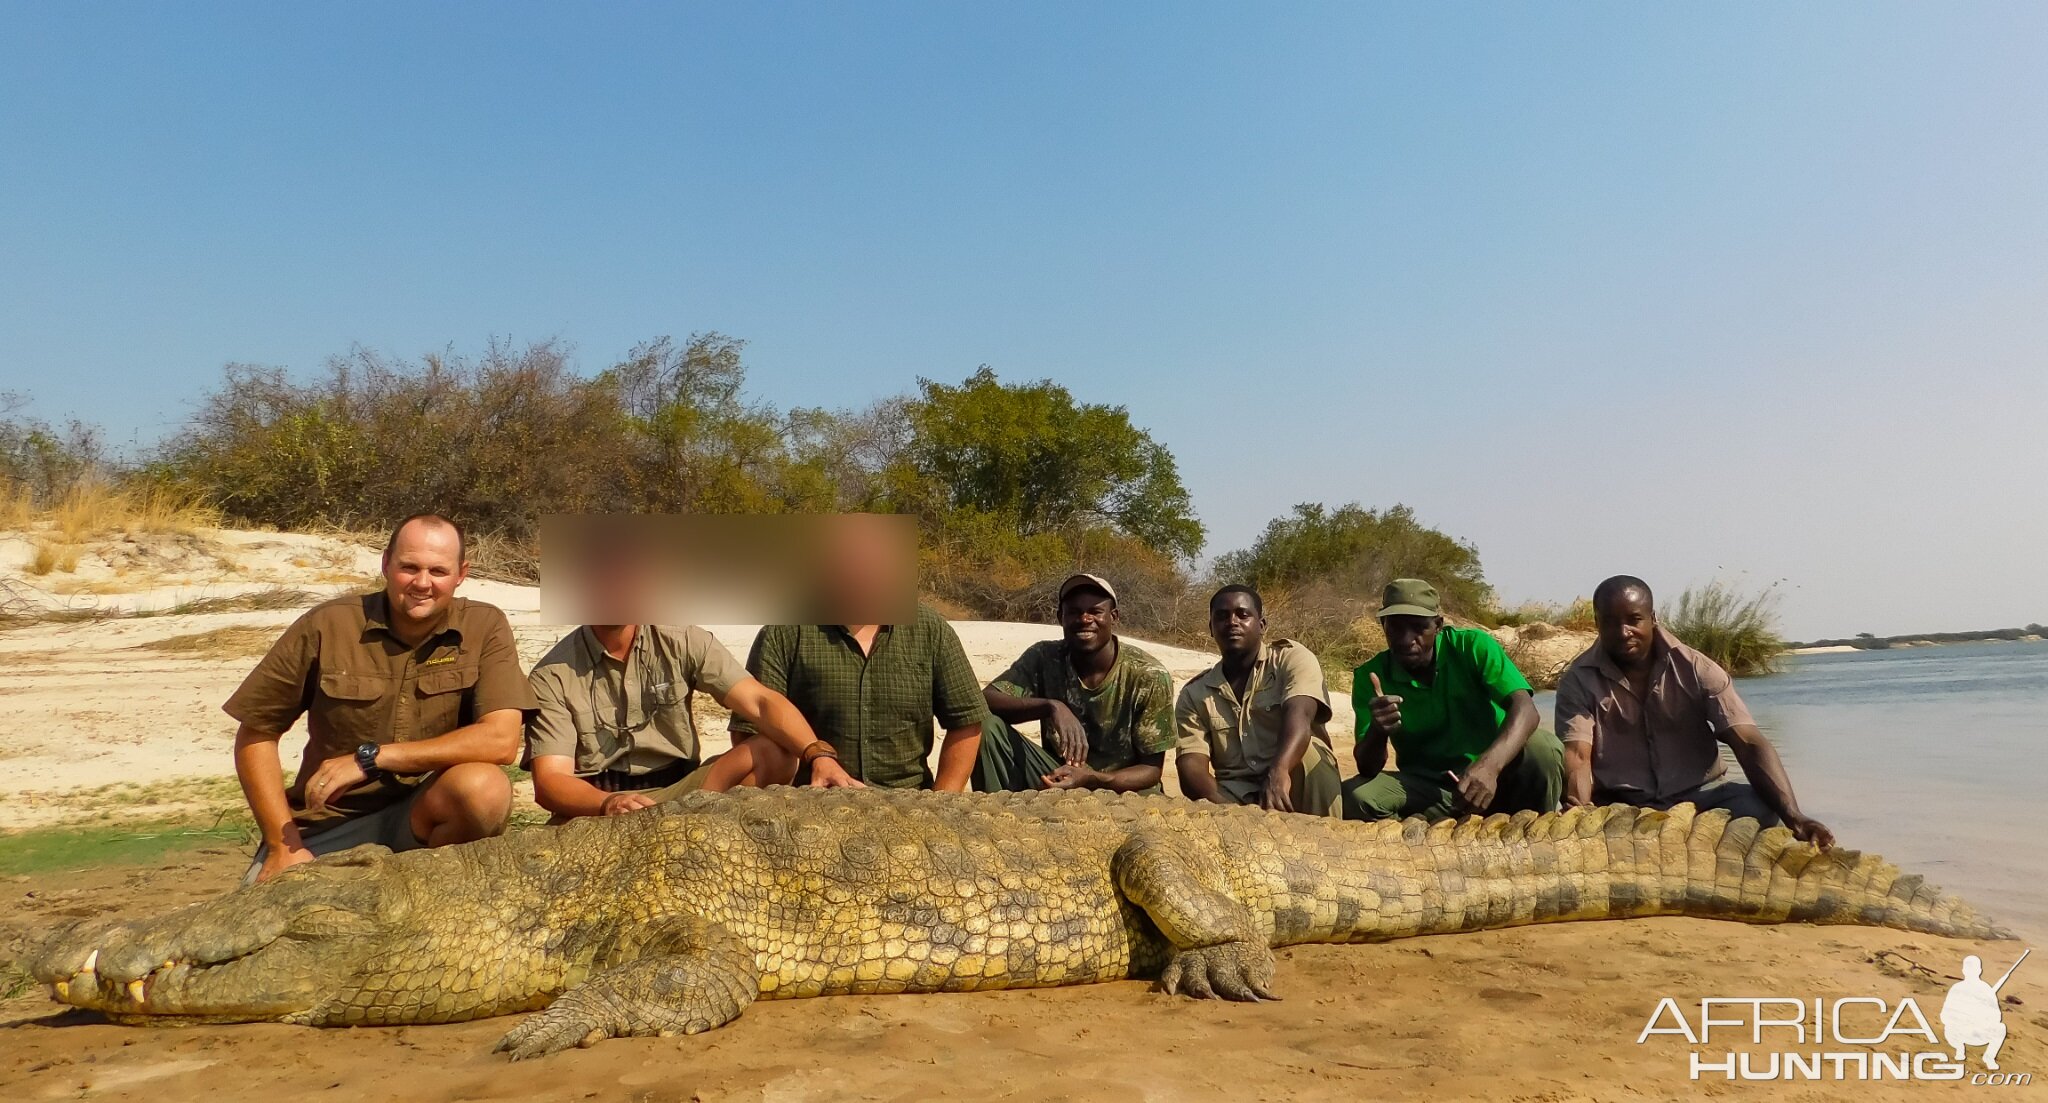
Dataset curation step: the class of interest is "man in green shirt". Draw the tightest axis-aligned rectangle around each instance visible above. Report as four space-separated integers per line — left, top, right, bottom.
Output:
734 604 989 790
973 573 1177 793
1343 578 1564 821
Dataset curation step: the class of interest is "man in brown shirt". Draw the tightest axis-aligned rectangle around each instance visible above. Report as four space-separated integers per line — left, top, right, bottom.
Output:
1173 586 1343 817
225 514 537 883
1554 575 1833 847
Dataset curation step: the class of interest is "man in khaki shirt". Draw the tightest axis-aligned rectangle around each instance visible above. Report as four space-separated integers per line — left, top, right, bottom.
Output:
525 623 857 820
1173 585 1343 817
1554 575 1833 847
225 514 537 884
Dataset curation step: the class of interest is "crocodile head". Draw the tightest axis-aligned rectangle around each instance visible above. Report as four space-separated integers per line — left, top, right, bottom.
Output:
32 845 401 1024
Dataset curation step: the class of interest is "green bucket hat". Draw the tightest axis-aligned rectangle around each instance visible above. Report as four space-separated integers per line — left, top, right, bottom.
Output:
1377 578 1441 619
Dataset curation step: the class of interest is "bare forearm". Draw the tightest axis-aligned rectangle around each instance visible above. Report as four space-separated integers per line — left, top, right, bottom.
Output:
933 725 981 791
1478 694 1539 770
738 693 824 759
1729 737 1807 820
1093 762 1163 793
1353 730 1389 781
232 729 302 850
374 713 522 773
983 689 1053 725
533 769 612 818
1563 740 1594 806
1176 754 1226 802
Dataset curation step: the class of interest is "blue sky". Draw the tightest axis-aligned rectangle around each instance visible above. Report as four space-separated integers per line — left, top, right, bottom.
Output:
4 3 2044 639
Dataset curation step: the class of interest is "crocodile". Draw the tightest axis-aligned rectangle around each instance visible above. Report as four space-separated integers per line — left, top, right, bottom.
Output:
31 786 2011 1058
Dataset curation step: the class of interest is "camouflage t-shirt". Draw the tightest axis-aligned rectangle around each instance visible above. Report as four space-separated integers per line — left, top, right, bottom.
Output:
989 638 1177 773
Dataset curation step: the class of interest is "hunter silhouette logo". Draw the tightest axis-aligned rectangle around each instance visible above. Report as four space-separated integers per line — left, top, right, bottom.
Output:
1942 950 2026 1071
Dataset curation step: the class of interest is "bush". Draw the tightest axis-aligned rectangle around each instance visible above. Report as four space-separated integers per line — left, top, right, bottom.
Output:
1665 580 1784 677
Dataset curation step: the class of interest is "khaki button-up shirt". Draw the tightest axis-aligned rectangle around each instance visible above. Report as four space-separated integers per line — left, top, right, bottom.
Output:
1553 627 1755 802
1173 639 1333 783
223 592 536 829
524 625 746 776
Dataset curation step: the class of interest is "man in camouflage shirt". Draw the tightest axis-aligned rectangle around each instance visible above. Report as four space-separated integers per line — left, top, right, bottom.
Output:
973 574 1177 793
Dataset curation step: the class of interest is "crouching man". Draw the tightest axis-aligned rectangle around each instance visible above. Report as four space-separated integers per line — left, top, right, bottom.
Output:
525 621 858 821
227 514 536 884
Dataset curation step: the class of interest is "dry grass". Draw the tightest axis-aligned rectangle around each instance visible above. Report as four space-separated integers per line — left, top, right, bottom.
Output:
48 482 221 543
133 625 280 659
0 579 113 630
156 586 318 616
0 485 33 530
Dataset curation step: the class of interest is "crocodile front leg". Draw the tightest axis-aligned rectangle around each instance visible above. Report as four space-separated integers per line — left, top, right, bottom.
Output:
1112 830 1277 1002
495 916 759 1059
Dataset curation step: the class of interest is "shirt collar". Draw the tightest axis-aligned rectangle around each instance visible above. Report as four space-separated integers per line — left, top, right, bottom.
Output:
363 591 460 644
1378 631 1444 690
1588 626 1681 684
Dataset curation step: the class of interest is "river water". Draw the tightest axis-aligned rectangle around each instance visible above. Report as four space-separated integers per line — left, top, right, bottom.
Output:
1536 640 2048 938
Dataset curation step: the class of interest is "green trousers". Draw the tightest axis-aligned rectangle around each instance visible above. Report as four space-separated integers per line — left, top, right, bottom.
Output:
1342 728 1565 821
971 716 1063 793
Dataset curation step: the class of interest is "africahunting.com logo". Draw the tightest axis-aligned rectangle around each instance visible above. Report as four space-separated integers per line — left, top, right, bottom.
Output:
1637 949 2031 1085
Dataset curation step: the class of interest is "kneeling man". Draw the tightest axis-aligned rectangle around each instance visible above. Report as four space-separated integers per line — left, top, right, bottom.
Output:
227 514 535 884
1174 585 1343 816
1554 575 1832 846
1344 578 1563 821
525 622 857 821
974 574 1176 793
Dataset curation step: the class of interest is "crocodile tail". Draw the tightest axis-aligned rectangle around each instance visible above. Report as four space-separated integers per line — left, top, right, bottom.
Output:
1400 803 2015 941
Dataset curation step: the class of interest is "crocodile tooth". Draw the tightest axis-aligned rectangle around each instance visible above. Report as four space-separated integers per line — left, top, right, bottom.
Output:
52 980 69 1001
81 949 98 974
127 979 147 1003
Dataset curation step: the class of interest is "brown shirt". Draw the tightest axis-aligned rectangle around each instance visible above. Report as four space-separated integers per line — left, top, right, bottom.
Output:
1553 626 1756 802
1173 639 1333 783
224 591 536 830
524 625 747 776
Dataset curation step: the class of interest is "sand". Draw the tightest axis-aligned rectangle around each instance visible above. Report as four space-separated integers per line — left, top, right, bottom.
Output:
2 528 2041 1100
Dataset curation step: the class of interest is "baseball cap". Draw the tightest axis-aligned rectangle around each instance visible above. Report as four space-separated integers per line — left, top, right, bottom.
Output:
1057 573 1117 606
1377 578 1441 619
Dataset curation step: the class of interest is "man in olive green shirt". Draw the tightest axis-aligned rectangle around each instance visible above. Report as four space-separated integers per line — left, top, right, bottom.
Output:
1344 578 1563 821
974 574 1177 793
735 604 988 790
524 623 857 821
1174 585 1343 817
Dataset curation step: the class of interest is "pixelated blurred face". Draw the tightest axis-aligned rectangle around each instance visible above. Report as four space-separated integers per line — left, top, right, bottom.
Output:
382 520 467 626
821 514 914 625
580 538 659 626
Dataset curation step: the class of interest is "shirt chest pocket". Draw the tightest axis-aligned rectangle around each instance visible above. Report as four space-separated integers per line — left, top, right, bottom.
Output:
413 663 479 737
316 672 394 745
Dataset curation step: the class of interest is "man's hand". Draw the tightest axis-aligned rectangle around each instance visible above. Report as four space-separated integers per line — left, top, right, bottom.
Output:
1453 760 1500 812
1043 700 1089 766
1259 769 1296 814
1366 673 1405 737
1787 814 1835 850
807 756 866 789
255 842 316 883
301 754 369 814
1041 763 1106 791
600 791 658 816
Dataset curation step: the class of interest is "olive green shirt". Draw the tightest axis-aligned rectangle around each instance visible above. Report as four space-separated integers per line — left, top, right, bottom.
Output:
524 625 747 777
1353 626 1533 776
1174 639 1333 783
737 604 988 788
223 591 536 831
989 638 1177 774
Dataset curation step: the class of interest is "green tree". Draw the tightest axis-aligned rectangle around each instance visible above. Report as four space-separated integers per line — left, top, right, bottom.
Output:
901 367 1203 558
1214 502 1491 617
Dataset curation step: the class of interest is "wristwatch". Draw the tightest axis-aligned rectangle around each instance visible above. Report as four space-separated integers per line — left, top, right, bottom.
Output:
355 742 384 780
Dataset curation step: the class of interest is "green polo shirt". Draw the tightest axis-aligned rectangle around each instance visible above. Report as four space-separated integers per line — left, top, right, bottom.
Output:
1353 626 1531 776
736 604 988 789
